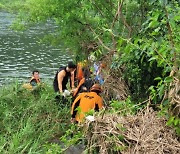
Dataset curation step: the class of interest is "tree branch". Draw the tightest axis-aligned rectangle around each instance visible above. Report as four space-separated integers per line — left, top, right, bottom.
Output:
119 8 132 38
164 6 178 77
111 0 124 29
110 0 124 50
90 0 104 17
89 26 111 52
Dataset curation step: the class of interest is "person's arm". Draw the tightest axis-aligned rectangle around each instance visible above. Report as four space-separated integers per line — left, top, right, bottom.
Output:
98 97 103 109
57 70 66 93
73 78 85 97
71 94 82 118
71 70 75 89
95 97 103 111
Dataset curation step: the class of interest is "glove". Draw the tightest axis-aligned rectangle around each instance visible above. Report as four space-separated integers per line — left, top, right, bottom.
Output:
63 90 71 97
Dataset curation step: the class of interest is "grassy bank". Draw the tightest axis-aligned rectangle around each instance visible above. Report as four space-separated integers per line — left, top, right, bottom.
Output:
0 82 179 153
0 82 71 153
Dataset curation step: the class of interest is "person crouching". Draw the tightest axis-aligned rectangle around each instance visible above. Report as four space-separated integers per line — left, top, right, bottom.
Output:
71 84 103 123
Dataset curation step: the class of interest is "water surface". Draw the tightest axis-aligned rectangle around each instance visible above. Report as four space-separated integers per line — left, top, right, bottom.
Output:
0 11 73 86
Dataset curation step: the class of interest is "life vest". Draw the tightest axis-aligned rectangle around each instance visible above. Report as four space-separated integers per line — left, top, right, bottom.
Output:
30 77 40 85
22 83 33 90
22 77 40 90
53 67 71 92
71 92 103 122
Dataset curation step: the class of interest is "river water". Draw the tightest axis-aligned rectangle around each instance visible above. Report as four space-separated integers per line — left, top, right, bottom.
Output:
0 11 73 86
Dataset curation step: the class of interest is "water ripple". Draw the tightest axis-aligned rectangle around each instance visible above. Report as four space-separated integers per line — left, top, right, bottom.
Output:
0 11 73 86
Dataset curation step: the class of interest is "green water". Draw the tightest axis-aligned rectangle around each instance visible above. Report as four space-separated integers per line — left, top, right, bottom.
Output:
0 11 73 86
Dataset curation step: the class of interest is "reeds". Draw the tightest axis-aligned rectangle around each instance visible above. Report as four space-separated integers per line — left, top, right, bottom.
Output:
84 106 180 154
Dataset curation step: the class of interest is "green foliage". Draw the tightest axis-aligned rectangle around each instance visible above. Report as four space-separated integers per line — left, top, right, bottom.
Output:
0 0 27 12
149 76 173 102
59 124 85 153
0 82 72 153
0 3 5 9
1 0 179 146
110 97 144 116
167 116 180 136
158 102 180 137
112 0 179 99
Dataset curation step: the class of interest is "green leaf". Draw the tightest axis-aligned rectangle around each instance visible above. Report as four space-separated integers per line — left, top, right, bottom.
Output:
174 118 179 126
174 15 180 22
175 127 180 136
158 84 165 99
154 77 162 81
148 20 159 28
167 116 175 126
160 0 167 6
164 76 173 83
148 57 156 61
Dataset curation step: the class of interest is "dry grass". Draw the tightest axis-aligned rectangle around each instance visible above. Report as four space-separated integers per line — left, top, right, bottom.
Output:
83 106 180 154
102 66 129 102
103 73 129 101
168 76 180 116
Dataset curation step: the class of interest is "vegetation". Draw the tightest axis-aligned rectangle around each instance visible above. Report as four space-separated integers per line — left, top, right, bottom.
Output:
0 0 26 11
0 0 179 153
0 83 72 153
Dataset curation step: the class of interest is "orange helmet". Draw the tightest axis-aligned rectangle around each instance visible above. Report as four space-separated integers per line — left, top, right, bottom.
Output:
90 84 102 92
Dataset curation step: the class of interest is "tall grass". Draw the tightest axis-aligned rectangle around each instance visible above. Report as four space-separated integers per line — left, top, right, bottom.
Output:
0 82 71 153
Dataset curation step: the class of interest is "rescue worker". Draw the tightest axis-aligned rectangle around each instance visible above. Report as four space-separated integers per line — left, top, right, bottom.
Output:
73 68 94 98
71 84 103 123
53 61 76 94
74 60 88 86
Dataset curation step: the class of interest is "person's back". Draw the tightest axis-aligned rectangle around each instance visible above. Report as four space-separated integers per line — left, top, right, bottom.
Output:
53 66 71 92
71 84 103 123
79 92 102 112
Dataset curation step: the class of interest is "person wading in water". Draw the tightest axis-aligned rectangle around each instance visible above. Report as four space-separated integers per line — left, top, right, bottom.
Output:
30 70 40 87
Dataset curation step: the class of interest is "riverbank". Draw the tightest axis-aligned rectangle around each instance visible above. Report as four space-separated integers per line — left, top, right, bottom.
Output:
0 83 71 153
1 0 179 153
1 82 179 153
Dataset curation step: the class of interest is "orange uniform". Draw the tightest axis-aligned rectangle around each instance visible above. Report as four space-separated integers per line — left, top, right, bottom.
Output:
73 78 85 97
71 92 103 122
76 63 84 83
